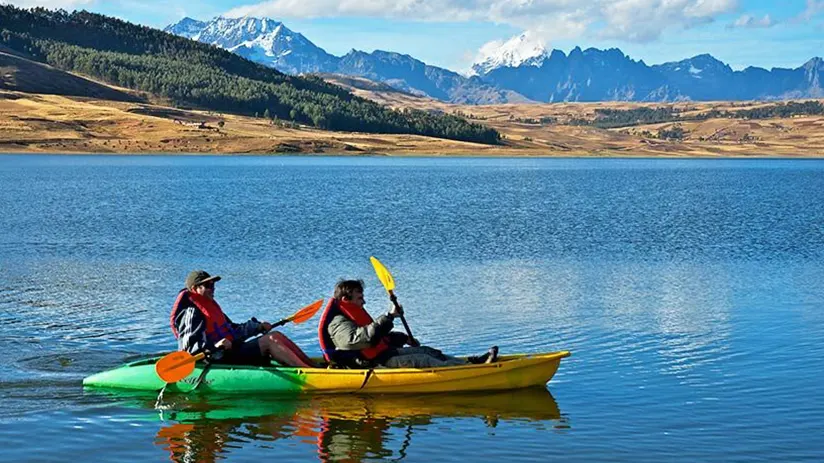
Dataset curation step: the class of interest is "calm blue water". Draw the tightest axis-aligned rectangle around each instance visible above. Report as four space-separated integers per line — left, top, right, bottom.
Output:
1 155 823 462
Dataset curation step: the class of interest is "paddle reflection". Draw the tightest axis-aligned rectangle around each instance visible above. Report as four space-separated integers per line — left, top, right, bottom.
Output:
149 388 563 462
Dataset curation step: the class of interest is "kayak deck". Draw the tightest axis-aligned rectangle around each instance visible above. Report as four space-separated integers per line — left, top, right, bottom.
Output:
83 351 571 394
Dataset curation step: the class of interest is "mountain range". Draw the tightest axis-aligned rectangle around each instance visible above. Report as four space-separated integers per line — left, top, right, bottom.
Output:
164 16 522 104
165 16 824 105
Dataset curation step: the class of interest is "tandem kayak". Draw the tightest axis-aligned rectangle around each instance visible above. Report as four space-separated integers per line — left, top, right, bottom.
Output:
83 351 571 394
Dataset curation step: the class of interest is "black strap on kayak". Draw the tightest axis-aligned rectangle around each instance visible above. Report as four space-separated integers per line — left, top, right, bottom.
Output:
190 362 211 391
358 368 374 391
189 351 213 391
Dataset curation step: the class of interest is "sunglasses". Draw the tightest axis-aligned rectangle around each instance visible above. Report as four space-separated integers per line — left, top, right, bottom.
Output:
201 282 215 289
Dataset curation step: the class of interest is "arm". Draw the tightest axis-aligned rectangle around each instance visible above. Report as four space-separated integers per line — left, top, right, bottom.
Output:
328 314 394 350
174 306 210 354
227 314 265 342
387 304 419 347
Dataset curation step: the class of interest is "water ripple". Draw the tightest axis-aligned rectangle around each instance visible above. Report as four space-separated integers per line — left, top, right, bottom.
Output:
1 157 823 461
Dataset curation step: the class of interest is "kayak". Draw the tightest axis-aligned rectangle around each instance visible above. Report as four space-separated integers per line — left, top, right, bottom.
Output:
83 351 570 394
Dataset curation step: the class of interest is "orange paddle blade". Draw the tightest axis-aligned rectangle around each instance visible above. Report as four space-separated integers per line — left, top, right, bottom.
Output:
287 299 325 324
155 351 205 383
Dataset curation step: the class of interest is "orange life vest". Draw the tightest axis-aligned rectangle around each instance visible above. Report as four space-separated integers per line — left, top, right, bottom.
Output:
317 298 390 364
170 289 236 344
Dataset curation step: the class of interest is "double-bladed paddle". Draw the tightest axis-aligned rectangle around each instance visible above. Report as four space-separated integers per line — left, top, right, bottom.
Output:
154 298 325 383
370 256 417 346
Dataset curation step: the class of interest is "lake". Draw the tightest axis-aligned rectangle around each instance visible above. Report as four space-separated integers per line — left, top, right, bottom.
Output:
1 155 822 462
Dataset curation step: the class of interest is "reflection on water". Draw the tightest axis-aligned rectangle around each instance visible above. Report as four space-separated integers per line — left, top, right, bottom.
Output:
90 388 564 462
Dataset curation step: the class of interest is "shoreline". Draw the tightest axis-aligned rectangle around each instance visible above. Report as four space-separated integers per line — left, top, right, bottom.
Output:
2 149 821 159
2 90 823 158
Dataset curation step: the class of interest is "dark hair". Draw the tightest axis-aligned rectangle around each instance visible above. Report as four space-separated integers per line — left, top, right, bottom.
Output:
334 279 364 300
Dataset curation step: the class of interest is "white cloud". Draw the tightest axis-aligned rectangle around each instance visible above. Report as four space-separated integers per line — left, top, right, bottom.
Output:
598 0 738 41
5 0 95 8
727 13 775 29
225 0 738 43
798 0 824 21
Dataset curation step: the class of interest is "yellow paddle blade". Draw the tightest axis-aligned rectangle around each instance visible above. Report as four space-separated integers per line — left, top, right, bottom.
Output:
370 256 395 292
155 351 205 383
286 299 325 324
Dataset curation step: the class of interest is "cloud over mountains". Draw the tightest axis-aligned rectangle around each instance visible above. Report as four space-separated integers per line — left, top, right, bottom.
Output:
727 14 775 29
226 0 739 43
5 0 93 8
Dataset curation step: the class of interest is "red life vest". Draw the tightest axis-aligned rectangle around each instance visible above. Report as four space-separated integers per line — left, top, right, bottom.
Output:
317 298 390 363
170 289 236 344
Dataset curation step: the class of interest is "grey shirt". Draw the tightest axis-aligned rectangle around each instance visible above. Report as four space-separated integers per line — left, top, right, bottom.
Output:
327 312 395 350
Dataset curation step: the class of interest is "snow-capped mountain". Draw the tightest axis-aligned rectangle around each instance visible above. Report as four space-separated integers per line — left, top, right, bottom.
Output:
471 32 549 75
164 17 206 38
166 16 278 48
163 16 336 74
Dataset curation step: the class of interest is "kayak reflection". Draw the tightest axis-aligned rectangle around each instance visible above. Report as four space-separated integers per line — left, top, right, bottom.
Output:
146 388 564 462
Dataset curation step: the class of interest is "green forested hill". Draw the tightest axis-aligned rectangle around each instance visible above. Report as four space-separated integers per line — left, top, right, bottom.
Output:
0 6 500 144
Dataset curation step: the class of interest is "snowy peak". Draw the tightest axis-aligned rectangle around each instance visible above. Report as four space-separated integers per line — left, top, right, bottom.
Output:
472 31 549 75
655 53 733 79
226 22 309 57
163 17 206 38
164 16 335 74
165 16 284 49
803 57 823 70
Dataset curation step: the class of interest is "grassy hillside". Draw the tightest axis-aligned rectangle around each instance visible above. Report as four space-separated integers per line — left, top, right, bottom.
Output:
1 49 139 101
0 89 518 155
322 75 824 157
0 5 500 144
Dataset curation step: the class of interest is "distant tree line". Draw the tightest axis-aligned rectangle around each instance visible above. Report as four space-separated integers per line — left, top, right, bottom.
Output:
0 5 500 144
451 110 487 120
588 107 678 128
570 101 824 129
696 101 824 121
507 115 557 125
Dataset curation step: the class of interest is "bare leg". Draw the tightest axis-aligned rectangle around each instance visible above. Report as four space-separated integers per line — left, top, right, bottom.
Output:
258 331 317 368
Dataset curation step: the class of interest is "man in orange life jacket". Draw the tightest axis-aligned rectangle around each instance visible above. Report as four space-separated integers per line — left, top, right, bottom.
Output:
318 280 497 368
171 270 316 367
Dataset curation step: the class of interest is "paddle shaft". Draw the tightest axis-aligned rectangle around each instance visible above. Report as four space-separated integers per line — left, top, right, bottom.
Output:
264 299 324 332
388 290 414 340
270 318 289 329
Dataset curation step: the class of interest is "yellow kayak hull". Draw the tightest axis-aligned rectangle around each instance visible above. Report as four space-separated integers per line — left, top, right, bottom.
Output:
306 351 571 394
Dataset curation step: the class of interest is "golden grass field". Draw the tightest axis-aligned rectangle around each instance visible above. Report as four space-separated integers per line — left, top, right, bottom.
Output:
0 90 515 156
335 75 824 157
2 54 823 157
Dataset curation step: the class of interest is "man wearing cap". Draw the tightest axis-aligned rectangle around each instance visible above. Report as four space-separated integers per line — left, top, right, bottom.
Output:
170 270 317 367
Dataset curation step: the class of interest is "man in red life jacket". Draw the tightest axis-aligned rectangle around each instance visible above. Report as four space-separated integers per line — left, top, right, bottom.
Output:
318 280 497 368
171 270 317 367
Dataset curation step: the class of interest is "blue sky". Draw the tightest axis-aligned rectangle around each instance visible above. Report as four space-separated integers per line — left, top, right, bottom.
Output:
10 1 824 71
